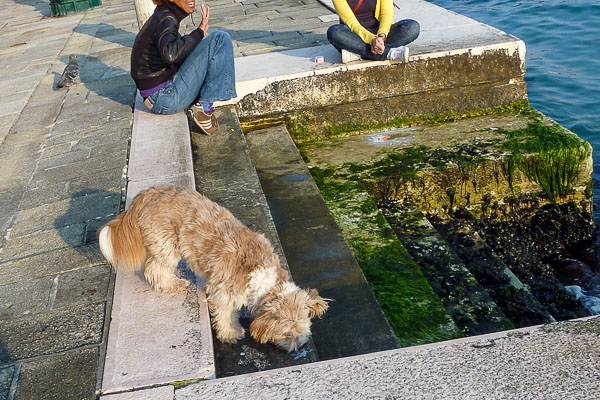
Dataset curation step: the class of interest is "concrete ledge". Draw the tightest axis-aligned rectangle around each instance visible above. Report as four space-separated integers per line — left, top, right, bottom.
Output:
126 94 195 201
215 0 526 134
101 94 215 394
176 316 600 398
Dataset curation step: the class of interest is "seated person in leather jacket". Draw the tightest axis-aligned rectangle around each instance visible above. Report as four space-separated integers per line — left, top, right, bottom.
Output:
131 0 236 134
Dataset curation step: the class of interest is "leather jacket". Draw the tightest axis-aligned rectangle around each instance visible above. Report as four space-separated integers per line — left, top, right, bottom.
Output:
130 3 204 91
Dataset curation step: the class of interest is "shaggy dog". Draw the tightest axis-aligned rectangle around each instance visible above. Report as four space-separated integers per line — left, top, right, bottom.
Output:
98 185 328 352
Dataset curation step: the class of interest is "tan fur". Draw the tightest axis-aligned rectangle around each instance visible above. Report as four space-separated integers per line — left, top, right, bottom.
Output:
98 185 329 351
100 193 146 272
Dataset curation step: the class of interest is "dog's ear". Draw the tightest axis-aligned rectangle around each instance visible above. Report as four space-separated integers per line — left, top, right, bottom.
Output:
250 313 278 344
306 289 329 318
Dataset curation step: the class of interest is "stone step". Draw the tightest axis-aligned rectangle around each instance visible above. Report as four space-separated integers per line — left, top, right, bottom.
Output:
246 124 425 357
190 106 320 377
381 198 514 335
101 93 214 395
429 215 557 326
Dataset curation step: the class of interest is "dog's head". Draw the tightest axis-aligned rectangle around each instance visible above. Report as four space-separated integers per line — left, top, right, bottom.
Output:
249 282 329 352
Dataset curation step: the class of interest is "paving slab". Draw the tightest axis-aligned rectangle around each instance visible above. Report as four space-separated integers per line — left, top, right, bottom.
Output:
10 189 120 237
102 267 214 393
0 243 105 285
53 264 112 310
14 348 98 400
0 365 14 400
0 303 104 363
176 316 600 399
0 274 54 320
0 223 86 262
126 94 193 188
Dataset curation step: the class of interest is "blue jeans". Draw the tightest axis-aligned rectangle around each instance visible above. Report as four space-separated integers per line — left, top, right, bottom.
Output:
327 20 420 61
147 30 237 115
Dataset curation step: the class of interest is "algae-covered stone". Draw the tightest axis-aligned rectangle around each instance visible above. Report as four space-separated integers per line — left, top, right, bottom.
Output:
308 166 462 345
301 108 593 332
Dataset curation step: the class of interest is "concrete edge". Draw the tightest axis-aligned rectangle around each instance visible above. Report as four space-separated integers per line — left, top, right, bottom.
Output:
178 314 600 388
215 39 525 108
101 92 216 394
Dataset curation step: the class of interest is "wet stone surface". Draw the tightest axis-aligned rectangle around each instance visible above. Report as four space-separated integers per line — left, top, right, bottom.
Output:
429 214 555 326
380 199 514 335
301 109 594 338
191 107 320 376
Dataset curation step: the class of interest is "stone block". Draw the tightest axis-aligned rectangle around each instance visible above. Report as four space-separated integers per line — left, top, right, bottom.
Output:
14 348 98 400
125 173 195 208
11 189 120 237
0 244 105 285
128 94 192 183
0 275 54 320
101 269 214 393
0 303 104 363
53 264 111 310
0 223 85 262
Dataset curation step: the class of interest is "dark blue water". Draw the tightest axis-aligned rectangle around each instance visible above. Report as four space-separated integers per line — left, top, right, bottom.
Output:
429 0 600 311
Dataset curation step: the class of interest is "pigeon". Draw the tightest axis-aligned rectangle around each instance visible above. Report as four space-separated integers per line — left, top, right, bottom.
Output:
57 54 79 88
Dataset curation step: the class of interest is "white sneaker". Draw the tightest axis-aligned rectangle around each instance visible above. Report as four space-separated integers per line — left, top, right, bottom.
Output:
387 46 410 62
341 49 362 63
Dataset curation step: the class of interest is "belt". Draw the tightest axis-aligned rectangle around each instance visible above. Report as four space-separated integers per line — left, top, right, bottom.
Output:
144 97 154 110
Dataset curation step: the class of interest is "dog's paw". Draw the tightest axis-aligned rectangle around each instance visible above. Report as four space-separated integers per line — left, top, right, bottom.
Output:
217 328 246 344
157 278 190 293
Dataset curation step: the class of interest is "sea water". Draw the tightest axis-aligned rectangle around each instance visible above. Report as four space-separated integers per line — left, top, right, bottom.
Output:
429 0 600 312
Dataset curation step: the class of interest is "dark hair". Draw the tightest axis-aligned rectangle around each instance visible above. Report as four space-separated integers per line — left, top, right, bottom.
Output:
153 0 170 5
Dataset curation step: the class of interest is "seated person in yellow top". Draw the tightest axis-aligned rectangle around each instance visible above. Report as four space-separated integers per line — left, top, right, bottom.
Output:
327 0 419 63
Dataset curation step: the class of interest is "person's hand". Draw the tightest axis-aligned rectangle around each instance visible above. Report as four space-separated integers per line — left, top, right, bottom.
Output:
199 3 210 35
371 36 385 55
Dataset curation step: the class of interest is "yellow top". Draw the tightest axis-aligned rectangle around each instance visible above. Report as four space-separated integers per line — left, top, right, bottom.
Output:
332 0 395 45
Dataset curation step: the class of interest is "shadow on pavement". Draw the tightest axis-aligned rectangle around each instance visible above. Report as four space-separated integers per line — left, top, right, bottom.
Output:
54 188 122 250
52 53 135 106
212 27 329 55
75 23 137 48
12 0 51 17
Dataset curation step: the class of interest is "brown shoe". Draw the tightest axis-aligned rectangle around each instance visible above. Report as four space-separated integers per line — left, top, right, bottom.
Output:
188 105 218 135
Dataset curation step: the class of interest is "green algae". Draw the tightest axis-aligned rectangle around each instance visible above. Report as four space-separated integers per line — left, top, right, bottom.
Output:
172 378 205 389
288 100 531 143
309 165 463 345
501 120 592 201
300 109 593 341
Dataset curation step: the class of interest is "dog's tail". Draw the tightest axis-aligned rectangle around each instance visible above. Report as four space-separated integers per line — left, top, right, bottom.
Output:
99 195 146 272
